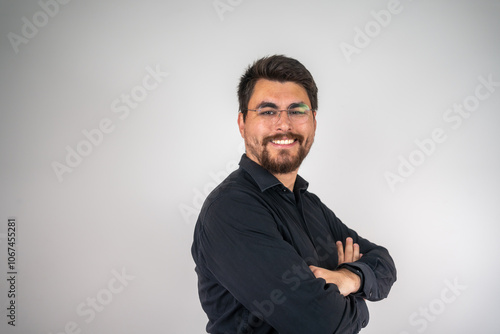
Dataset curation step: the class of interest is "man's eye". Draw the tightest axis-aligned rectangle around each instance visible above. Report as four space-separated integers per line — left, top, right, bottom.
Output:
258 109 277 116
288 109 307 116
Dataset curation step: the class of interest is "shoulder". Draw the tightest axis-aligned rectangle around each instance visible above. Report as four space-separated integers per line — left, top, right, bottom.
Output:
203 168 263 210
197 169 275 230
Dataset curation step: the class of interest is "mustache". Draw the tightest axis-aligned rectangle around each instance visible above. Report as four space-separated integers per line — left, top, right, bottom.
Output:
262 132 304 145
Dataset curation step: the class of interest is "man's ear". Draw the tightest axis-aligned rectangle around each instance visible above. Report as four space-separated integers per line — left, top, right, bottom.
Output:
237 112 245 138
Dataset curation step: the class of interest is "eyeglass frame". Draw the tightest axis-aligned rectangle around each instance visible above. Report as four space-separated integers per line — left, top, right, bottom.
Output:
242 102 315 124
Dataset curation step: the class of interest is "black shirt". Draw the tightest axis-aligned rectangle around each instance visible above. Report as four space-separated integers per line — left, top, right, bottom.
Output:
192 154 396 334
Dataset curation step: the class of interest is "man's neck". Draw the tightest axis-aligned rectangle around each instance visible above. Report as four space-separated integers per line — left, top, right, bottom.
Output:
244 153 298 191
273 171 297 192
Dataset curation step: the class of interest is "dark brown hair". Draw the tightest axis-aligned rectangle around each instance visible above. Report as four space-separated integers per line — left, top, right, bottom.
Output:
237 55 318 121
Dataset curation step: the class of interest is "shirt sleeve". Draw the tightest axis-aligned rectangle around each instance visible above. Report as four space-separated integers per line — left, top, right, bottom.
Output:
317 196 397 302
197 189 369 334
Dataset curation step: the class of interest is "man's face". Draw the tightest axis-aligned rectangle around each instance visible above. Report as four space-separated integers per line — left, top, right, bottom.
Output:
238 79 317 175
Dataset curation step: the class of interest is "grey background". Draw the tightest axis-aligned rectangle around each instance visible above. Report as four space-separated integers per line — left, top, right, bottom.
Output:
1 0 499 333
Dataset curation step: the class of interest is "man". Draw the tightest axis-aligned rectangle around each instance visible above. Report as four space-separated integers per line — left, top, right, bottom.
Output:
191 55 396 333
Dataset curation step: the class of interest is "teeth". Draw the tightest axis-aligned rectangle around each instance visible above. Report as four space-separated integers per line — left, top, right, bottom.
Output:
272 139 294 145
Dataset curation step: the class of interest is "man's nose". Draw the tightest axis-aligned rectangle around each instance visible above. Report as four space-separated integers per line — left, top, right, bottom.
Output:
275 110 292 130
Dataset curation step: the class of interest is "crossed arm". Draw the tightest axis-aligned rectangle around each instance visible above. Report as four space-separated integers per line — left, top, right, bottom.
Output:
309 237 363 296
197 192 396 333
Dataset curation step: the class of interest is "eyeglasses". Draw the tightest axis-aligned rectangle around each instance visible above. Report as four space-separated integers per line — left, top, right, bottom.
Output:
245 103 313 124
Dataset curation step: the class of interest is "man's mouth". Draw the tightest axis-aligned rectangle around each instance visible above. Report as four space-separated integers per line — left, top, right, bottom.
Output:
271 138 296 145
264 133 303 146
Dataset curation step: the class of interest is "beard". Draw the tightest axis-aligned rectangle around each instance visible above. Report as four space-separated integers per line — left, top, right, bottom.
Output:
254 132 313 174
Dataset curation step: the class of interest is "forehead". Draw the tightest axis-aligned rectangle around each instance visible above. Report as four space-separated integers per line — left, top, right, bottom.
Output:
249 79 310 107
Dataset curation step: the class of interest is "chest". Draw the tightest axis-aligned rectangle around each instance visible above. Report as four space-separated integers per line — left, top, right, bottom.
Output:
265 190 340 269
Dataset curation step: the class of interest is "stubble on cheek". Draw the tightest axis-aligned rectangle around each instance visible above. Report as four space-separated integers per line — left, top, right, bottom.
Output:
245 135 264 165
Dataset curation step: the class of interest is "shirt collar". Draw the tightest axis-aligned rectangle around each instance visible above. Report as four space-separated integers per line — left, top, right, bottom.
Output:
238 154 309 193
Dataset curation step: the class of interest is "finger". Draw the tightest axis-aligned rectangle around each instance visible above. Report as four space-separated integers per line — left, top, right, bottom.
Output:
309 265 324 279
336 241 344 264
353 243 360 261
344 237 354 262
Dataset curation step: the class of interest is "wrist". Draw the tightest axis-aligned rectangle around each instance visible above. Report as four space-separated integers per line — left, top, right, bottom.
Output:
338 268 362 294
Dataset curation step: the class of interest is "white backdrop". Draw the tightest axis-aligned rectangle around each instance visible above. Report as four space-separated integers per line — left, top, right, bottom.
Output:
1 0 499 333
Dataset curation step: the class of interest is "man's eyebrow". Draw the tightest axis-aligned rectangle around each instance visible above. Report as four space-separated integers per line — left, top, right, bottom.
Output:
255 101 278 109
288 102 307 109
255 101 308 109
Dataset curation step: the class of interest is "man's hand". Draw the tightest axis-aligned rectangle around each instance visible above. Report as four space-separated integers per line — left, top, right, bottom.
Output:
337 237 362 265
309 266 361 296
309 238 363 296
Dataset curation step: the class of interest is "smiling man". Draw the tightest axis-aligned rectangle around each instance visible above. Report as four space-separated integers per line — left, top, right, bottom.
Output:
191 55 396 334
